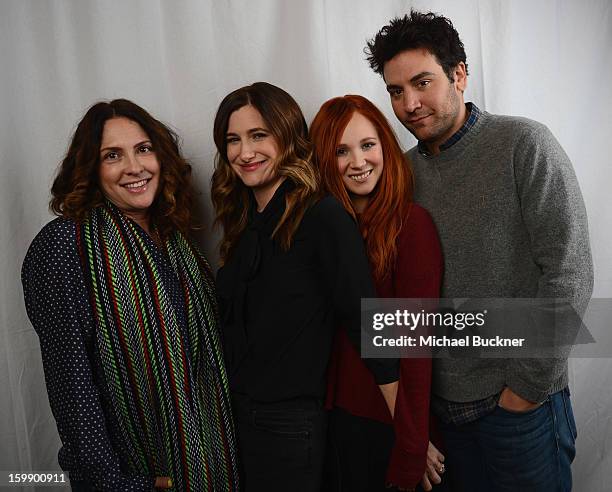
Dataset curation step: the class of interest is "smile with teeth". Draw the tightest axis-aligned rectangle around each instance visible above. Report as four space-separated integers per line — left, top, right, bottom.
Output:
122 178 150 192
349 169 373 182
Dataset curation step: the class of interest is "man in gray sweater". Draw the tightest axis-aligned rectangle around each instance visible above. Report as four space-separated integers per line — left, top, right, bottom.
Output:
366 10 593 492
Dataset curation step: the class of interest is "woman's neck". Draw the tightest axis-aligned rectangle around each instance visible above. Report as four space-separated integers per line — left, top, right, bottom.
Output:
253 176 286 212
351 194 369 214
124 210 151 235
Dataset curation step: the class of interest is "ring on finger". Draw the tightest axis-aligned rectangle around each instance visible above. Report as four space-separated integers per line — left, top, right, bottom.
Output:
438 464 445 473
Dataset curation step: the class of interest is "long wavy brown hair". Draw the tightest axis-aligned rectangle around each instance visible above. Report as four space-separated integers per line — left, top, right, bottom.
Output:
212 82 320 263
310 95 413 282
50 99 194 237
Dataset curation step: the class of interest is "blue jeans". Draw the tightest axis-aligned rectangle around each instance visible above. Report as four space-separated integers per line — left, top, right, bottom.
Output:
440 387 577 492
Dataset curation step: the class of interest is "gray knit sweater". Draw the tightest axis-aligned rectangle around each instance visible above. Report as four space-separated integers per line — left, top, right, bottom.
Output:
407 110 593 403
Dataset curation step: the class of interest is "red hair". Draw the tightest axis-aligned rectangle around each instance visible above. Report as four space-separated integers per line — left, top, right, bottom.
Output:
310 95 413 282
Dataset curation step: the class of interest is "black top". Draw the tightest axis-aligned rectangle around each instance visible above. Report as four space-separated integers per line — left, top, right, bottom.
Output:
216 180 398 402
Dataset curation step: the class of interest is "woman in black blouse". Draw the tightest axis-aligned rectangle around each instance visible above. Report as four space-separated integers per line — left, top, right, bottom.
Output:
22 99 238 491
211 82 398 492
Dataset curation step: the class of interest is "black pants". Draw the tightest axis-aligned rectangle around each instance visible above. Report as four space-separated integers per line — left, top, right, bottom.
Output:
324 407 453 492
232 393 327 492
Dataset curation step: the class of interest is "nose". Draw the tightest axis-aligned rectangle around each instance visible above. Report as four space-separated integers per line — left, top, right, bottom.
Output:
348 150 366 169
240 141 256 162
402 90 422 114
125 152 144 174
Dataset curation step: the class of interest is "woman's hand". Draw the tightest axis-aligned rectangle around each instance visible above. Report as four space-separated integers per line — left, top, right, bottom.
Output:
154 477 173 489
420 441 445 491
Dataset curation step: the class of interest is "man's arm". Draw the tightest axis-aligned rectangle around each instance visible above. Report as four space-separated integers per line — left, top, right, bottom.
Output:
507 122 593 404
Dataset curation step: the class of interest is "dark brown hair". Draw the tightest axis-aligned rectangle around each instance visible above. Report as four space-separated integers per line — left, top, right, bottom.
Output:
366 10 468 83
50 98 194 237
211 82 320 263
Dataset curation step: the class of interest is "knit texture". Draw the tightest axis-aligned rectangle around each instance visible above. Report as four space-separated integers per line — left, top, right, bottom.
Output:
408 111 593 403
78 202 239 491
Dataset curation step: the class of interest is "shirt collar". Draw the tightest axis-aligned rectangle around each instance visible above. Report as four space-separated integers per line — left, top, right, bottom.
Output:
417 102 480 156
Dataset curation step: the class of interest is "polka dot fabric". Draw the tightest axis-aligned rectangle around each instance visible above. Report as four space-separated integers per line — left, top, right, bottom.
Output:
22 218 155 490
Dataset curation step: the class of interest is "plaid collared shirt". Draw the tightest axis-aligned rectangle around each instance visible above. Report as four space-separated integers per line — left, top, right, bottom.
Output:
431 392 501 426
417 102 481 156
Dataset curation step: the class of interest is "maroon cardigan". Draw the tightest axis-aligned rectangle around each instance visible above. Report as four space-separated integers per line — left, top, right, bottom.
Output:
325 204 443 489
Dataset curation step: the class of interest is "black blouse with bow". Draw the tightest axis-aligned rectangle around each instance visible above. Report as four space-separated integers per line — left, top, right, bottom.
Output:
216 180 398 402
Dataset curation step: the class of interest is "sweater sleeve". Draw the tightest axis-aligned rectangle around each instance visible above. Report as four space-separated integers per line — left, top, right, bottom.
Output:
314 196 399 385
385 206 443 490
507 123 594 403
21 220 154 491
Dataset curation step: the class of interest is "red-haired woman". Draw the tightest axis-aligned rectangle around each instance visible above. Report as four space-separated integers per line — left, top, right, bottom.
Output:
311 95 445 492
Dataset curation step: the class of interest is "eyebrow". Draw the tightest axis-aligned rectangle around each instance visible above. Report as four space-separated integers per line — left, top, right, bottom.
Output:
386 71 436 91
100 140 151 153
226 127 269 136
410 71 435 83
337 137 377 146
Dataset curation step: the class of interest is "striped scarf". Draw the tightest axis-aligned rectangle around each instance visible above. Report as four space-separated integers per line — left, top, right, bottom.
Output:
77 203 239 491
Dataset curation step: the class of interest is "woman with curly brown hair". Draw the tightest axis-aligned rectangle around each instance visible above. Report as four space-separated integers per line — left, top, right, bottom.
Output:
22 99 239 491
211 83 398 492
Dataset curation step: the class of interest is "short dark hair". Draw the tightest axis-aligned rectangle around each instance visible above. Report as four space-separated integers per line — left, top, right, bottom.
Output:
50 99 194 237
365 10 468 82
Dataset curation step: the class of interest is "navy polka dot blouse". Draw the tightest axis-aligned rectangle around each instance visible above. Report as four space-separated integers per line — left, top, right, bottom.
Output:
22 218 156 491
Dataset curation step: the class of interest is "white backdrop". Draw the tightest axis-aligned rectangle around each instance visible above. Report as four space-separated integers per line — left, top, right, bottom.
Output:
1 0 610 490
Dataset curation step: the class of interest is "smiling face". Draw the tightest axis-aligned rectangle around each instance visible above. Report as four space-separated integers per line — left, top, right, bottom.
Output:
336 112 384 213
98 117 160 228
226 104 282 210
383 48 467 154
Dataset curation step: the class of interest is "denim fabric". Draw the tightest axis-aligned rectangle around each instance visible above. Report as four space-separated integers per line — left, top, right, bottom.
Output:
232 394 327 492
440 387 577 492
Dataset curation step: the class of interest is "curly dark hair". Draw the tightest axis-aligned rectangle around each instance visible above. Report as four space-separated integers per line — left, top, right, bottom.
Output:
365 9 468 83
50 99 194 237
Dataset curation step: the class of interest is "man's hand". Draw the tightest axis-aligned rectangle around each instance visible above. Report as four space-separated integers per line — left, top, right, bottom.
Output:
498 387 540 412
420 441 445 491
154 477 173 489
379 381 399 417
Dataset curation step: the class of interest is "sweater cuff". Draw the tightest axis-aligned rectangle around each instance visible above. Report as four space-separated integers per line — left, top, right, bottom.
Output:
385 443 426 490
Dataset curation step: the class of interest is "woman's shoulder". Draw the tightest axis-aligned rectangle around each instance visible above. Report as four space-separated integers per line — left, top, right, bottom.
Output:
30 216 78 248
397 204 440 247
306 194 354 225
405 203 433 222
24 217 80 272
